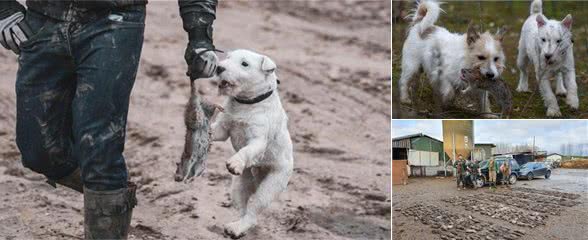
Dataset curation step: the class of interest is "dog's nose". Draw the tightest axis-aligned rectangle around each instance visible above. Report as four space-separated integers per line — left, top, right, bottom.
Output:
216 66 225 75
545 54 552 60
485 72 495 79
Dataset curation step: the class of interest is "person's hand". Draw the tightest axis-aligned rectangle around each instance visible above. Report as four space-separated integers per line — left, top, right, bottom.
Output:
0 12 32 54
185 45 218 80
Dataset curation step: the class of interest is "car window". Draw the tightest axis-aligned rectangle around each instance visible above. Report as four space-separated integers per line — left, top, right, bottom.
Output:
511 160 519 169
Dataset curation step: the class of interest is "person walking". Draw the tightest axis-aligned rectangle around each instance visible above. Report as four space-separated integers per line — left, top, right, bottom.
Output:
0 0 219 239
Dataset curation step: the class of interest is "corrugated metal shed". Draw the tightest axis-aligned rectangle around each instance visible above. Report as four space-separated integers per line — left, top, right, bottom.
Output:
392 138 411 148
392 133 447 165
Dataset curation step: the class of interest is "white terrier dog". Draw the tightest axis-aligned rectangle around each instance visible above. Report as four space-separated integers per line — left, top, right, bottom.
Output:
516 0 577 117
212 49 293 238
398 0 506 114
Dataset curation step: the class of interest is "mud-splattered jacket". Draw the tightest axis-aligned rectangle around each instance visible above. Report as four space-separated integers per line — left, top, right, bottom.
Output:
0 0 217 48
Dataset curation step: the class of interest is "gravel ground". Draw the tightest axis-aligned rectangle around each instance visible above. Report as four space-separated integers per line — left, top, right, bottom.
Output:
392 168 588 240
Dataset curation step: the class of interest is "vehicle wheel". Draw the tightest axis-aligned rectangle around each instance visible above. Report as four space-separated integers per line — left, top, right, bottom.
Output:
545 171 551 179
509 174 517 184
527 173 534 181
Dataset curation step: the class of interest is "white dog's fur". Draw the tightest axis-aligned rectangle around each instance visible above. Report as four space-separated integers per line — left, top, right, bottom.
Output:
516 0 577 117
212 49 293 238
398 0 506 114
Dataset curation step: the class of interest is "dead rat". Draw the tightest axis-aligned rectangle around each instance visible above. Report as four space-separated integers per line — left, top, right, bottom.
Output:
175 81 223 182
460 68 513 118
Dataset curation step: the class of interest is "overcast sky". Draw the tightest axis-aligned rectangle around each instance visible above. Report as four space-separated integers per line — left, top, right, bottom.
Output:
392 120 588 154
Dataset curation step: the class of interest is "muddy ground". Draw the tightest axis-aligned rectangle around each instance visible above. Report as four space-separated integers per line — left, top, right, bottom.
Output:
0 1 391 239
392 168 588 240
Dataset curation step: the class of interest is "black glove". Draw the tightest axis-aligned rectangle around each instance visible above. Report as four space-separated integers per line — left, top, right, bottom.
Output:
185 46 218 80
180 3 217 81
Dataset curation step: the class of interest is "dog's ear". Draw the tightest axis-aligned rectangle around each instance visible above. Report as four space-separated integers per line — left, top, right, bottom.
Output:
536 14 547 28
260 55 276 74
495 26 507 42
561 14 572 30
466 24 480 46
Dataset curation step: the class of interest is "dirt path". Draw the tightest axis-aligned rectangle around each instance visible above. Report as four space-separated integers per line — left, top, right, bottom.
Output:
0 1 391 239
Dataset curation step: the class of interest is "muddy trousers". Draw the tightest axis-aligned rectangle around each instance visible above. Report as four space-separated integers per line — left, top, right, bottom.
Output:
456 174 464 187
15 8 145 191
502 171 510 185
489 171 497 187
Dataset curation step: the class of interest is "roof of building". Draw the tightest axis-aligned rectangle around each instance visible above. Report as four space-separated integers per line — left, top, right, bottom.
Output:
392 133 443 148
393 133 443 142
547 153 563 157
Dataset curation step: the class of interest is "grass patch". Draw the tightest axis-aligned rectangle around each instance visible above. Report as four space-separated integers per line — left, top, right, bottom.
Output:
392 1 588 118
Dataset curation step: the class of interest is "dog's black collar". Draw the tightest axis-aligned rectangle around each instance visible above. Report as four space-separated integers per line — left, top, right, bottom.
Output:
234 90 274 105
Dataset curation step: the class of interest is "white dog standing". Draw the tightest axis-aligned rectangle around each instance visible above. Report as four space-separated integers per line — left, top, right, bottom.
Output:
212 49 293 238
398 0 506 115
516 0 577 117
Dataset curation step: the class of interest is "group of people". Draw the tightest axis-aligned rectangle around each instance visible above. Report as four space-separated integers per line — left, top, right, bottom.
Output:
453 154 512 190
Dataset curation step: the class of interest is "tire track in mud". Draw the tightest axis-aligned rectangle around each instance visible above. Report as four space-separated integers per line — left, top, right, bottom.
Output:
280 65 390 119
492 190 581 209
512 187 582 200
251 0 391 29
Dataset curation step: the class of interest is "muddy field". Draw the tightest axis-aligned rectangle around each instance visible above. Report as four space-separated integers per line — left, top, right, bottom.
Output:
393 169 588 240
0 1 391 239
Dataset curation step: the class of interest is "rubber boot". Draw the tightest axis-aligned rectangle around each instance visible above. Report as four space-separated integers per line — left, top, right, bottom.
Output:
84 182 137 240
46 168 84 193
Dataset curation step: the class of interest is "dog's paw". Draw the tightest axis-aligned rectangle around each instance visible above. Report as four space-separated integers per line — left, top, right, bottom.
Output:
481 113 499 119
224 221 250 239
546 107 562 117
566 95 579 110
400 96 412 105
226 156 245 175
399 91 412 104
516 85 530 93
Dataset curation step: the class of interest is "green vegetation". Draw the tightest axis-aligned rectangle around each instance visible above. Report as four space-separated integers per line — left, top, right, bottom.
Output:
392 1 588 118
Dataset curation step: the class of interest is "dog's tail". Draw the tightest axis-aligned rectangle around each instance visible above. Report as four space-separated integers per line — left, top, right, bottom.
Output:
408 0 441 36
530 0 542 15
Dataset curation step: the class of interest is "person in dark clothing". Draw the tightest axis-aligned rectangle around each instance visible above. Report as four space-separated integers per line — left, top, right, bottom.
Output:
0 1 218 239
453 154 466 190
